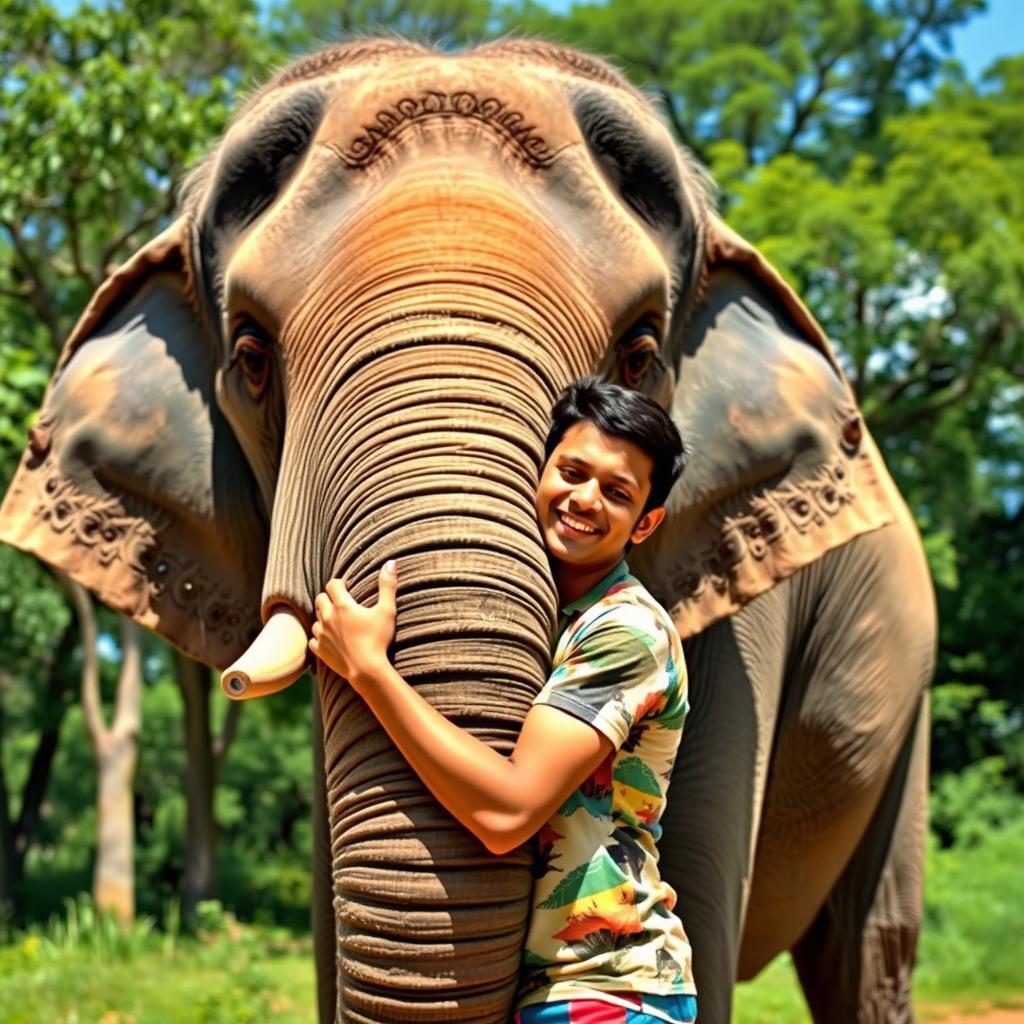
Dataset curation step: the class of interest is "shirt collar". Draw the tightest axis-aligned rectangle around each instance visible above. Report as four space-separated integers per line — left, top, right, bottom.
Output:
560 560 631 617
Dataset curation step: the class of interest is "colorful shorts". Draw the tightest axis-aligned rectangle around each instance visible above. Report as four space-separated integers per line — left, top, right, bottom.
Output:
515 994 698 1023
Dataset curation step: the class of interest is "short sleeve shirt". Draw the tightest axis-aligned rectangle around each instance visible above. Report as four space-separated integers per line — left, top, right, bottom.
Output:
517 561 696 1016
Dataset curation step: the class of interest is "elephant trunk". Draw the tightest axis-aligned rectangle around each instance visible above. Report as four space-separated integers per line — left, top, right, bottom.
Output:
268 346 558 1022
254 168 610 1021
320 596 547 1024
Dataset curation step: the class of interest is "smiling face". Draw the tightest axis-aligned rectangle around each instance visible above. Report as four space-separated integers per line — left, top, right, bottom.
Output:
535 420 666 600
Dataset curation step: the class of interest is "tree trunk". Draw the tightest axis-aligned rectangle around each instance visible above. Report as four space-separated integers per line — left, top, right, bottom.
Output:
93 727 138 926
64 576 143 929
92 616 142 928
0 718 14 914
174 650 242 921
0 612 76 915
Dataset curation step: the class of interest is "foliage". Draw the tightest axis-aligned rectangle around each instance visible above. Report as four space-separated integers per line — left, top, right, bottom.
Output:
931 684 1023 819
0 896 314 1023
30 894 155 961
0 550 69 680
506 0 986 166
275 0 500 48
0 0 289 919
167 670 315 927
919 797 1024 996
16 650 315 925
0 0 280 488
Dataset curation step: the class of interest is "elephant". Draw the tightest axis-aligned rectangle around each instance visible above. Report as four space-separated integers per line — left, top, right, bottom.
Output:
0 38 935 1024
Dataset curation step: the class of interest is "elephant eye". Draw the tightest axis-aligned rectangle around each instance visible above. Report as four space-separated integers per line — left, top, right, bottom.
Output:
617 321 662 388
231 324 273 399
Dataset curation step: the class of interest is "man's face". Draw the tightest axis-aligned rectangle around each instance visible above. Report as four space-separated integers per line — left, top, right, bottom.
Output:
535 421 664 574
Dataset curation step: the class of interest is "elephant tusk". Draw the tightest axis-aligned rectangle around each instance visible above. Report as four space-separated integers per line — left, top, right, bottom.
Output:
220 608 309 700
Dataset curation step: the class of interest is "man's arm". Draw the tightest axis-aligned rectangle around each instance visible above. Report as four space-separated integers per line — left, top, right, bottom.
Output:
309 562 611 856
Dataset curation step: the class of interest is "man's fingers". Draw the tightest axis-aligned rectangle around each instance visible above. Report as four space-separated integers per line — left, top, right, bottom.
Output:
311 620 322 638
376 559 398 613
314 593 332 621
325 578 351 605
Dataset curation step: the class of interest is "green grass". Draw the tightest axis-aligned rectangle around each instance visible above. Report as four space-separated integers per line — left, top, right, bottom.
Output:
2 932 1023 1024
3 815 1023 1024
735 953 1024 1023
733 955 810 1023
0 949 315 1024
917 820 1024 1002
0 900 315 1024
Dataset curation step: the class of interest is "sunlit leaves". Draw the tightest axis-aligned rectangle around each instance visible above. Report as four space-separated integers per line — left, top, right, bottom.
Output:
0 0 279 490
276 0 497 48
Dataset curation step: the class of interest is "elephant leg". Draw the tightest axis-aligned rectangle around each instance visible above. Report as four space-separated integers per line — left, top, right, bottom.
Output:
661 587 789 1024
792 690 929 1024
311 685 337 1024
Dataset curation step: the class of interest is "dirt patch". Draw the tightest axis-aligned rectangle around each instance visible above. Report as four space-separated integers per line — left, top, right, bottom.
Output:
929 1008 1024 1023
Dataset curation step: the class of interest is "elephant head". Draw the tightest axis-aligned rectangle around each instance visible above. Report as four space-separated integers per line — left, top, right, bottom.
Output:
0 39 896 1022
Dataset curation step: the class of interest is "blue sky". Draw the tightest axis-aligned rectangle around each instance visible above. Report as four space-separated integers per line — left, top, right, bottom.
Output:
950 0 1022 76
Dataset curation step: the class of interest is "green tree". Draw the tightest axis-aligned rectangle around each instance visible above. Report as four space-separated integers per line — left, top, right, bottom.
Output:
508 0 986 166
0 0 275 367
0 0 282 920
276 0 499 48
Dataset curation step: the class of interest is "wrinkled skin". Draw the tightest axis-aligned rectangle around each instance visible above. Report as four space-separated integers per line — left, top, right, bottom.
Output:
0 40 934 1024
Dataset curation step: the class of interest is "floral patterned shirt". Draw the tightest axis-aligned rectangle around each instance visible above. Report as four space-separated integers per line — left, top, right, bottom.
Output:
517 561 695 1019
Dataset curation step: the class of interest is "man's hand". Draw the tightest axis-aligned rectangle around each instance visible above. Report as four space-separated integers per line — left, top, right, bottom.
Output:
309 560 397 687
308 556 612 855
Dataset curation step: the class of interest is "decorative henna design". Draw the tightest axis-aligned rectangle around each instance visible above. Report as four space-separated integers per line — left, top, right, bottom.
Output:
665 455 873 607
11 422 255 655
338 90 555 168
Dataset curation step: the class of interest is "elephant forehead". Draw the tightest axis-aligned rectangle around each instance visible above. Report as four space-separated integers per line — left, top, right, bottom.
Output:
314 56 593 169
255 39 641 104
241 42 652 144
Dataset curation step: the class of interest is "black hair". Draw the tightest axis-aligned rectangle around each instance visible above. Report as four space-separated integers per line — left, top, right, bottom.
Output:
544 377 687 513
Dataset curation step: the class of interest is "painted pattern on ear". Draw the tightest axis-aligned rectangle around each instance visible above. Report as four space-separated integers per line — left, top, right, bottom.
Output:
0 220 267 668
632 217 898 638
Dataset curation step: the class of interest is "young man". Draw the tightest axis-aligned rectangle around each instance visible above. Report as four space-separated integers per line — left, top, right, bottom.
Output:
310 377 697 1024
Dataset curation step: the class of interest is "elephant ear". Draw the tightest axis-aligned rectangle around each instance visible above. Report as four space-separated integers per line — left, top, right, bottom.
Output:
634 216 896 638
0 219 267 668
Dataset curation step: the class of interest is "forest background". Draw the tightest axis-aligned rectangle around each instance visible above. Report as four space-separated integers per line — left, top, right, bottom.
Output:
0 0 1021 1021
